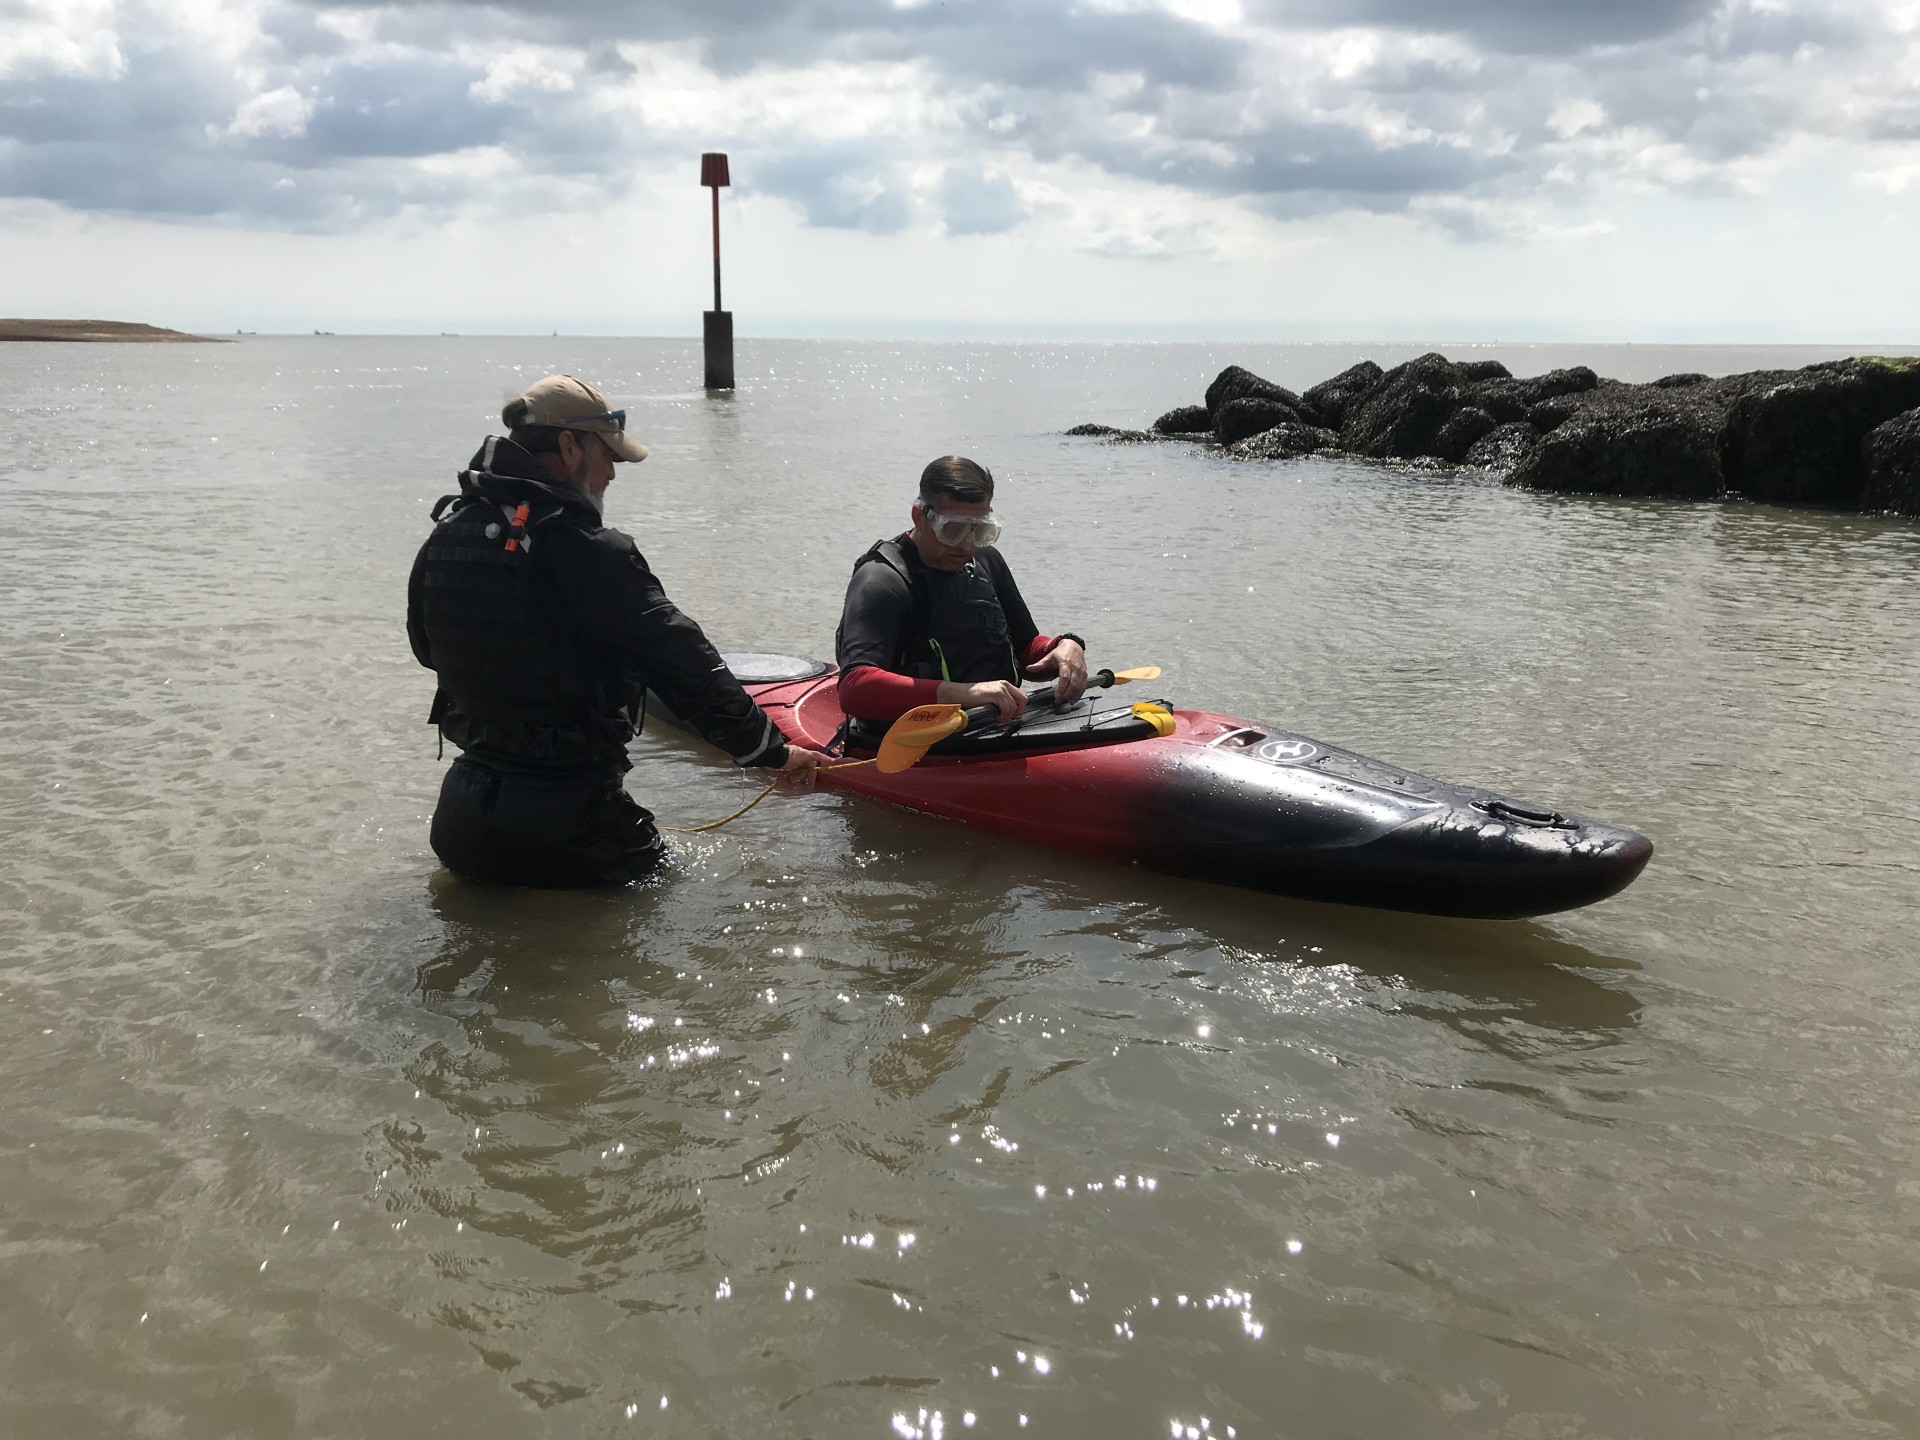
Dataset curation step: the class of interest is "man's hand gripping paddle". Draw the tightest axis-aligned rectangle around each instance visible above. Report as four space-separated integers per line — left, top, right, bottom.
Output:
1024 665 1161 710
1002 665 1174 737
879 665 1172 773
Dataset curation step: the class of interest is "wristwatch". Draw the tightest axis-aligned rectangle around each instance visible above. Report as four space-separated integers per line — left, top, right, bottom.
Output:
1050 632 1087 653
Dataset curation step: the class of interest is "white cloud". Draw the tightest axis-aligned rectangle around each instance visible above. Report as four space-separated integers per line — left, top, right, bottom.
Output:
468 46 582 105
0 0 124 81
1081 0 1246 25
601 48 948 144
224 86 314 140
1856 157 1920 190
413 145 523 180
1549 100 1607 139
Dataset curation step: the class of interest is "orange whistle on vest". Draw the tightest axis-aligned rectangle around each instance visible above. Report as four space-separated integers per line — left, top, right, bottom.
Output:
503 502 530 552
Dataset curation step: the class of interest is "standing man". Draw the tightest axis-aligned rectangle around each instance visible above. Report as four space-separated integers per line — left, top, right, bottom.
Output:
408 373 824 886
834 455 1089 728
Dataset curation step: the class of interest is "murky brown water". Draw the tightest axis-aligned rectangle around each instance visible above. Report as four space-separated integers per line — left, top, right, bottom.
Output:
4 337 1919 1438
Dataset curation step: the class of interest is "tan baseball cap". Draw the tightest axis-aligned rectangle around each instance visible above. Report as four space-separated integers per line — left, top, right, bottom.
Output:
516 374 649 462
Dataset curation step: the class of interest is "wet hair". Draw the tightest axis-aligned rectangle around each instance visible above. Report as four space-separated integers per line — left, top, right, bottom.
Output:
502 397 593 458
918 455 994 506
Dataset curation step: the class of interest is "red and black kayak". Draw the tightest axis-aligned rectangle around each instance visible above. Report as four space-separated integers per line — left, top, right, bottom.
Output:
660 653 1653 920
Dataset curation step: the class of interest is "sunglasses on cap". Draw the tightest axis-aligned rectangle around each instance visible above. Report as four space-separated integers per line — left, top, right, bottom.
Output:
919 504 1002 547
564 408 626 430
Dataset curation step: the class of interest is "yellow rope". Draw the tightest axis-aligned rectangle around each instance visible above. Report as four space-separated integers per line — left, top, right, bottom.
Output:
662 758 877 834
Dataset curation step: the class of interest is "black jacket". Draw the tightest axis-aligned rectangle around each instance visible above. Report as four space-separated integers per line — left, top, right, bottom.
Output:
407 437 787 776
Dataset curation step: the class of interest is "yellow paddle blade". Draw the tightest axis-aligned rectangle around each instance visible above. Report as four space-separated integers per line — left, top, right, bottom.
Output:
1110 666 1162 683
1131 702 1176 737
876 704 969 773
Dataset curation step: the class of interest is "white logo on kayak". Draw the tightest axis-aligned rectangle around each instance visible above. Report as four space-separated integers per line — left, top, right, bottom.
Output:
1256 739 1317 764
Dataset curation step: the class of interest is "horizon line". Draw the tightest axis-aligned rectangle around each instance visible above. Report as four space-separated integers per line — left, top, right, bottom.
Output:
168 330 1920 348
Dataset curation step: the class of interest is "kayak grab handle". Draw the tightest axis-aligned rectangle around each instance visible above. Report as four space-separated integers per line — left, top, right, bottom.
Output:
1472 799 1574 829
1205 727 1267 749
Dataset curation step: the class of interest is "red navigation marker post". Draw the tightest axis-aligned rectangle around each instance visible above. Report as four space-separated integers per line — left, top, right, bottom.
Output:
701 152 734 391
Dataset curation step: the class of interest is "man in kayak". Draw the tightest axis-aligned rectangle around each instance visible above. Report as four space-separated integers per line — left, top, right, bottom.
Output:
408 373 825 886
834 455 1088 727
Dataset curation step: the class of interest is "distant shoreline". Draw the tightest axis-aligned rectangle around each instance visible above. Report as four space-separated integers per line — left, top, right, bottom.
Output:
0 319 224 344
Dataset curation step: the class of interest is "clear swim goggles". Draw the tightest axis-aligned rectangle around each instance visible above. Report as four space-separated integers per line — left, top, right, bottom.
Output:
919 504 1002 547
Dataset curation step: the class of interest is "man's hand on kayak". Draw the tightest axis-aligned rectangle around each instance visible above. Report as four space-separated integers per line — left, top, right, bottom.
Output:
938 679 1027 724
779 746 830 786
1025 638 1088 704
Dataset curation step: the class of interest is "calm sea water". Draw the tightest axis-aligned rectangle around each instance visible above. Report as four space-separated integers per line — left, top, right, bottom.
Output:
4 337 1919 1439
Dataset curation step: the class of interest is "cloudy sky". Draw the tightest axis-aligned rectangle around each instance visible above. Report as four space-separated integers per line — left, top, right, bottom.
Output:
3 0 1918 337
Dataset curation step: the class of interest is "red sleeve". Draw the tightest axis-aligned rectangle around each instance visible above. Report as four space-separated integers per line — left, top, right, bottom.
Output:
838 665 943 724
1023 634 1057 666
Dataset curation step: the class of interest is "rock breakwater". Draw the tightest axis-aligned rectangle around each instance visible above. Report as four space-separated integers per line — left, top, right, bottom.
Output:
1083 354 1920 517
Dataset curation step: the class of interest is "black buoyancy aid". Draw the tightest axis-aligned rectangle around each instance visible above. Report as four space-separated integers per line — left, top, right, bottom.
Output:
417 452 631 769
855 537 1022 684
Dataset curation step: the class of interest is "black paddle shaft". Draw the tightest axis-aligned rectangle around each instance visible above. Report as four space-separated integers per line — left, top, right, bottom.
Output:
963 669 1118 728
